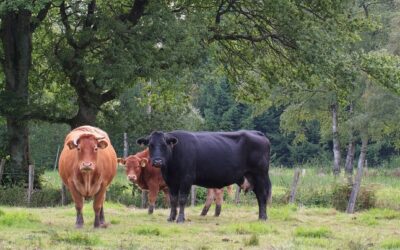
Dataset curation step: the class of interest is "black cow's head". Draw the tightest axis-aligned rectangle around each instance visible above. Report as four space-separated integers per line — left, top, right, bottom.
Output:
136 131 178 168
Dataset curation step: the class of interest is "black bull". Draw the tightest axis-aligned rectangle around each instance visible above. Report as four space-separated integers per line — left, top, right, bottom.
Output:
137 130 271 223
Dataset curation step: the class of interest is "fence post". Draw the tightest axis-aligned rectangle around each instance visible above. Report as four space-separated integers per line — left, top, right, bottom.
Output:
235 185 241 204
141 190 148 208
123 132 129 158
61 183 67 206
27 165 35 206
0 159 5 184
289 168 301 203
53 145 60 171
191 186 196 206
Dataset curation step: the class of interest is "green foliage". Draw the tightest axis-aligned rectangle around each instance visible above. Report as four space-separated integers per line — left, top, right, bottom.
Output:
294 227 332 238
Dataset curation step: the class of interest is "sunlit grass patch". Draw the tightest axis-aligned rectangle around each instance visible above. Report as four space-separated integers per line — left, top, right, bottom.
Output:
222 221 278 235
358 208 400 225
243 234 259 246
375 187 400 210
381 239 400 249
302 207 337 216
0 210 40 227
294 226 332 238
51 231 101 246
294 237 330 248
131 224 183 237
269 204 297 221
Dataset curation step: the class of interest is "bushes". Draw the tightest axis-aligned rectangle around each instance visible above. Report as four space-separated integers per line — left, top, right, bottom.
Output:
331 182 376 211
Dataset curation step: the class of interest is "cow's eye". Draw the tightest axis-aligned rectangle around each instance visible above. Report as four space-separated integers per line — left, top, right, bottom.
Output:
94 147 98 152
77 147 81 151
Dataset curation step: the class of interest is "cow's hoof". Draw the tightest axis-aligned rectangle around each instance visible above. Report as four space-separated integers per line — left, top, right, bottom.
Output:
75 224 83 229
176 217 185 223
98 223 109 228
167 217 175 222
258 216 268 221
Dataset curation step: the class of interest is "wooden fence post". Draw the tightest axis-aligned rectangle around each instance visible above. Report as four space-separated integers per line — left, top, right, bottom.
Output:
191 186 196 206
61 183 67 206
27 165 35 205
289 168 301 203
53 145 60 171
123 132 129 158
235 185 241 204
141 190 148 208
0 158 5 184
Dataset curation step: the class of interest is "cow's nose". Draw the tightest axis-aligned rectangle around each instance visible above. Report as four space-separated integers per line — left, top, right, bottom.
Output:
127 175 137 181
152 159 162 167
80 162 94 171
82 162 92 167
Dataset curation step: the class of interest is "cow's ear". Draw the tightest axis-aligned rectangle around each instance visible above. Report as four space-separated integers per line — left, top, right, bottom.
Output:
140 158 148 168
166 136 178 146
98 140 108 149
136 137 149 146
67 140 77 150
117 158 126 165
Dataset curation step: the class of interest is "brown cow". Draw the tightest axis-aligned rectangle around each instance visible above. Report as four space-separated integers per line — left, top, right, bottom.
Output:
200 186 233 217
58 126 117 228
118 148 169 214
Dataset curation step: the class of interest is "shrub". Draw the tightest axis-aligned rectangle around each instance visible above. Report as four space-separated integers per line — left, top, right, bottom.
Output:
332 182 376 211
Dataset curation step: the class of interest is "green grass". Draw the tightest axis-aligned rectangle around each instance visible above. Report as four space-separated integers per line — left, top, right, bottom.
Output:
381 239 400 249
294 226 332 238
0 203 399 249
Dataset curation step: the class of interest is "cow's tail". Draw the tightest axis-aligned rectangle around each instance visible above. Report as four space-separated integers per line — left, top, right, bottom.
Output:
267 185 272 206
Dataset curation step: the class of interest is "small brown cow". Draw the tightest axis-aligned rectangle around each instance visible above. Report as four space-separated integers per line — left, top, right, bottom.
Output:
118 148 169 214
200 186 233 217
58 126 117 228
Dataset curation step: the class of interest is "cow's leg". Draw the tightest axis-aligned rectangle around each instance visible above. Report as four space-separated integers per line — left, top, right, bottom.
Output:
176 182 191 223
168 188 178 222
68 183 84 228
99 206 105 225
162 188 170 208
147 184 159 214
93 189 107 228
200 189 214 216
253 175 268 220
214 188 223 217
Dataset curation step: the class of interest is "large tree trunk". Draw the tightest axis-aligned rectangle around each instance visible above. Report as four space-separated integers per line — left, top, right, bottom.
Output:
69 97 100 128
1 11 32 184
331 102 341 175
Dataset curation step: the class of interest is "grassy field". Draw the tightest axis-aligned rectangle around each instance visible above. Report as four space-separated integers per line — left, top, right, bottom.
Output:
0 203 399 249
1 167 399 249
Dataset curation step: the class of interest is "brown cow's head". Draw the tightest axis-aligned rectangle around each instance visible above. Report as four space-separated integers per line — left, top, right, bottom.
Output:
67 134 108 172
118 156 148 183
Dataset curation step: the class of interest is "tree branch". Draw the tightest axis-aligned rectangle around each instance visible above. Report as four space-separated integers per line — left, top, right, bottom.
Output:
31 1 52 31
119 0 149 25
60 1 78 49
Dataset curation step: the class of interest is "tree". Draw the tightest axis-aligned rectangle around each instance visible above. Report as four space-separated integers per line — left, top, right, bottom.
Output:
0 0 51 185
